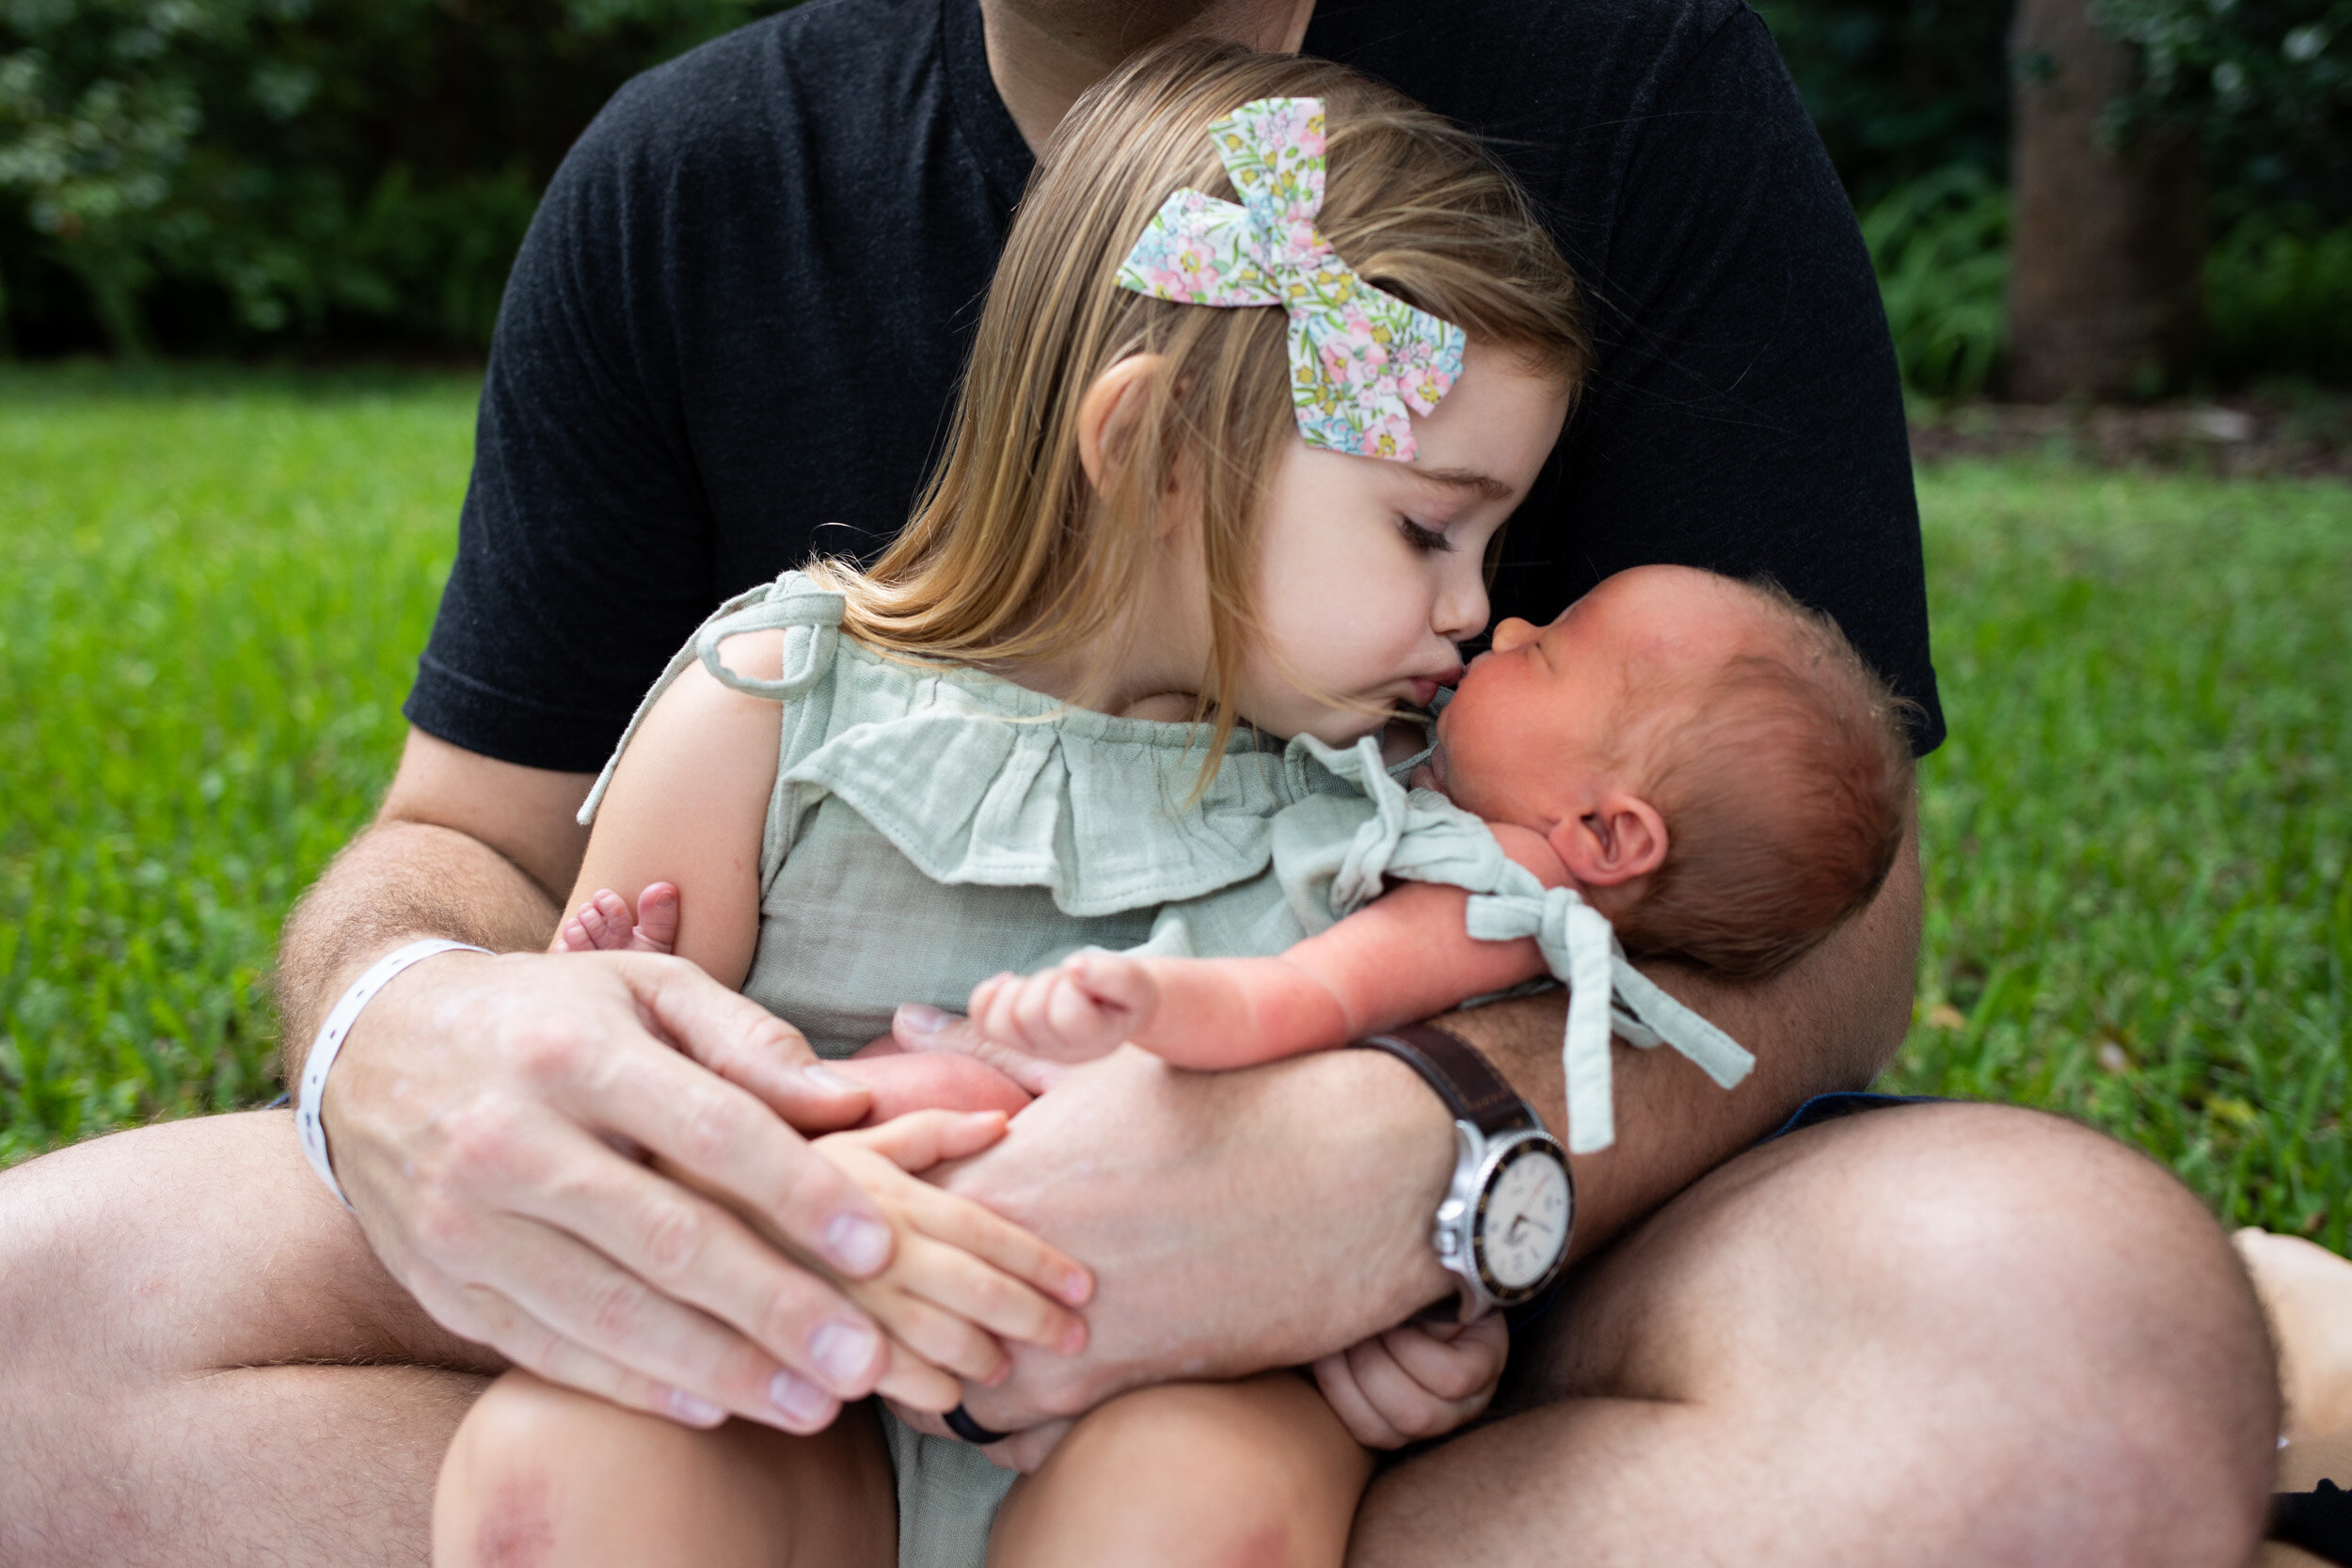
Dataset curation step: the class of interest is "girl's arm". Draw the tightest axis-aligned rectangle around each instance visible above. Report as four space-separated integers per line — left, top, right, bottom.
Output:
562 630 786 990
968 822 1572 1069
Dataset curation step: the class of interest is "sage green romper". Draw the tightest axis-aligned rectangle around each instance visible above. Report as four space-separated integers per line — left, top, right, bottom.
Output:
582 571 1750 1568
580 571 1457 1568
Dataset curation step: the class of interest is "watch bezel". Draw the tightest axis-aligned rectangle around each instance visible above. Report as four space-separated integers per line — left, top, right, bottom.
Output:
1468 1129 1574 1305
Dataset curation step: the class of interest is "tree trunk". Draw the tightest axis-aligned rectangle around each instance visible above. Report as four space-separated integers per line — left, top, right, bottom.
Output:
2006 0 2206 401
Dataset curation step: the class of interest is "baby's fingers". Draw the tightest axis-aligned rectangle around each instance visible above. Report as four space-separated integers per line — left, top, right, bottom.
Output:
1311 1348 1408 1449
1383 1313 1508 1403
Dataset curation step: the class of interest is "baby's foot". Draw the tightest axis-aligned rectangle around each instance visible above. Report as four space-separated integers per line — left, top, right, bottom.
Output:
555 883 680 956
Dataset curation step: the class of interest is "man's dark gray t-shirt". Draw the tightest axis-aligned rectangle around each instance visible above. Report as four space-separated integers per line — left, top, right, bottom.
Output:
407 0 1942 769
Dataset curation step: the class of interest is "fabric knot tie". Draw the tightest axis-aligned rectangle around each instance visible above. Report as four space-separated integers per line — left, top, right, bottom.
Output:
1116 96 1467 462
1465 885 1756 1154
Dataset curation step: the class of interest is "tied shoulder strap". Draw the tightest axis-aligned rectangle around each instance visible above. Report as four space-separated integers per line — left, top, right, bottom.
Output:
1465 884 1755 1154
578 573 848 826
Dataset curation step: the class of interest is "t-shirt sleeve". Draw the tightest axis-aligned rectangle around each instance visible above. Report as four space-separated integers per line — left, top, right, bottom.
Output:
404 80 722 774
1494 6 1944 753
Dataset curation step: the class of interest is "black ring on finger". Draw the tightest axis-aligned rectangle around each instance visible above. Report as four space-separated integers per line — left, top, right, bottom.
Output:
945 1403 1010 1445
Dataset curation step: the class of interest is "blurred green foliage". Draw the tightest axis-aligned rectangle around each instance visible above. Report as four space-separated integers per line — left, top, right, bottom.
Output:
0 0 797 356
2096 0 2352 216
1861 164 2011 397
1753 0 2014 205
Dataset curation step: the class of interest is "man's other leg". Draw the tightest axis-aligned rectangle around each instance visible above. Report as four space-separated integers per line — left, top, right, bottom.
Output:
0 1110 501 1567
1352 1102 2279 1567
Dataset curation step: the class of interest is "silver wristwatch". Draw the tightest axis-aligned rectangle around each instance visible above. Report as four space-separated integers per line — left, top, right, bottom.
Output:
1356 1022 1575 1320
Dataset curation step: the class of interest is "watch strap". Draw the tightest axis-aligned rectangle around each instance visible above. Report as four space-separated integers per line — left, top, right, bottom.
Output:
1356 1022 1536 1138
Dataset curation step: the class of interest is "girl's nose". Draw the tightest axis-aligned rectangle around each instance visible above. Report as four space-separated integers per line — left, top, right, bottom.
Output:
1434 571 1489 645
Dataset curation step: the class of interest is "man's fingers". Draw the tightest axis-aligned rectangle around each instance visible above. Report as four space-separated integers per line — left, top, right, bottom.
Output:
560 996 894 1280
409 1207 850 1433
493 1133 890 1404
621 953 872 1132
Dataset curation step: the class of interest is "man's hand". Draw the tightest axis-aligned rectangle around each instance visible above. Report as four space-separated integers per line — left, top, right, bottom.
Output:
898 1024 1461 1432
320 944 920 1434
802 1110 1093 1413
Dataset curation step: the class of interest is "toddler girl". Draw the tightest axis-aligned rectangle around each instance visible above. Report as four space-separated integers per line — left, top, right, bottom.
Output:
436 39 1589 1568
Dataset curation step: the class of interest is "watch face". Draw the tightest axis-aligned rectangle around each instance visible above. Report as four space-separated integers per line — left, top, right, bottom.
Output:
1477 1143 1572 1293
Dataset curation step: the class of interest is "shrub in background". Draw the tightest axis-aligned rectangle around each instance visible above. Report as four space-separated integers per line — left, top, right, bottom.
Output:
0 0 795 356
1861 165 2011 398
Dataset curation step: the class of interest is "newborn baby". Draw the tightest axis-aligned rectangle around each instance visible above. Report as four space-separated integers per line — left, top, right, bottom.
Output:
966 563 1916 1101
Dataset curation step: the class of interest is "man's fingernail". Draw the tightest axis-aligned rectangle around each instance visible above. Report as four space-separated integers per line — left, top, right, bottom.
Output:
825 1212 891 1274
803 1064 861 1094
768 1370 834 1426
897 1002 950 1035
666 1386 726 1426
1056 1267 1092 1306
1059 1320 1088 1355
809 1319 881 1386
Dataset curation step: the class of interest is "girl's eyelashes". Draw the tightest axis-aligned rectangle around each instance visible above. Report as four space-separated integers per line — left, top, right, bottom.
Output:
1398 517 1454 554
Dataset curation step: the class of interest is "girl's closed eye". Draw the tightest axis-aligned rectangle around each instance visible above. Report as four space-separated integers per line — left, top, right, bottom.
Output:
1399 517 1454 553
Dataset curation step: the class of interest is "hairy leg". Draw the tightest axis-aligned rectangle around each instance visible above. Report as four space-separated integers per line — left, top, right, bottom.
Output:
1351 1102 2279 1568
0 1110 502 1567
436 1370 895 1568
988 1371 1373 1568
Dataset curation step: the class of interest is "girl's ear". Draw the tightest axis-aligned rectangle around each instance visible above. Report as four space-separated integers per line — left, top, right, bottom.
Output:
1076 354 1168 495
1547 793 1668 889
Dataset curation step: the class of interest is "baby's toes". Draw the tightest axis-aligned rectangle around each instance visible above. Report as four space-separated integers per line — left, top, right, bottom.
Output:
628 881 680 955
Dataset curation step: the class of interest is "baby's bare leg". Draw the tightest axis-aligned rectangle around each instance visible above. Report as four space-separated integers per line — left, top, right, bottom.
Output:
435 1370 895 1568
986 1372 1372 1568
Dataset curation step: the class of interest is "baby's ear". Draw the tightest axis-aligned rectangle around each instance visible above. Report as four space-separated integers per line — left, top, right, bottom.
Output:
1549 793 1668 889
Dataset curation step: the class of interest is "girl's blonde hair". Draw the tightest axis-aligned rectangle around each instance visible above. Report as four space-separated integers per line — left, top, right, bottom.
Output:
813 39 1587 761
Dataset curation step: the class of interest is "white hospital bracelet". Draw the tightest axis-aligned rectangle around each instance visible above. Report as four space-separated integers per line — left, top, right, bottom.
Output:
296 939 490 1209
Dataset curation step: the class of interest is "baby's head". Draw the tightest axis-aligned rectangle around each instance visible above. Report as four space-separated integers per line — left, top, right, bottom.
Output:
820 39 1584 759
1435 566 1915 978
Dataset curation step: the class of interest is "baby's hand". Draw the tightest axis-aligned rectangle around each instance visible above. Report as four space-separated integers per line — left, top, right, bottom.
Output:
551 883 680 955
810 1110 1094 1415
1310 1312 1509 1448
966 950 1160 1061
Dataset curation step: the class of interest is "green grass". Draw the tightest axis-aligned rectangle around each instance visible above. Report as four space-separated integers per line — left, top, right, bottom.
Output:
1 372 2346 1250
1892 464 2352 1249
0 369 476 1162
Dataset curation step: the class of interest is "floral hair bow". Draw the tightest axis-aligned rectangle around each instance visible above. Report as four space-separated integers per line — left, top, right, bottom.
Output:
1115 96 1467 462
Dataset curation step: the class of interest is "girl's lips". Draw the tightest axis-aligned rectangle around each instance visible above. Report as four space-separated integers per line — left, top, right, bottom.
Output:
1407 678 1441 706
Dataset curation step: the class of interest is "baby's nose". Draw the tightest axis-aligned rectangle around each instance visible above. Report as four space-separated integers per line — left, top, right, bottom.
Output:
1490 616 1538 652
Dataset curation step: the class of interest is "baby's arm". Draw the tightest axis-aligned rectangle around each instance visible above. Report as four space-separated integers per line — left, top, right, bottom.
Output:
969 821 1570 1069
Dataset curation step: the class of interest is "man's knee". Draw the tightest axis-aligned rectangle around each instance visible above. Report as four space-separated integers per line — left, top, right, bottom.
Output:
1524 1102 2278 1560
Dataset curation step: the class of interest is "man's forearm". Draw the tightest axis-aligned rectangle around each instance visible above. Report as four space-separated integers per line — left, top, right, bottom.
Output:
276 820 564 1077
1444 818 1922 1261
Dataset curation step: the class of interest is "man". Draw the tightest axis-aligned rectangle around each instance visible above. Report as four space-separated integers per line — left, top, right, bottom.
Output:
0 0 2279 1561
